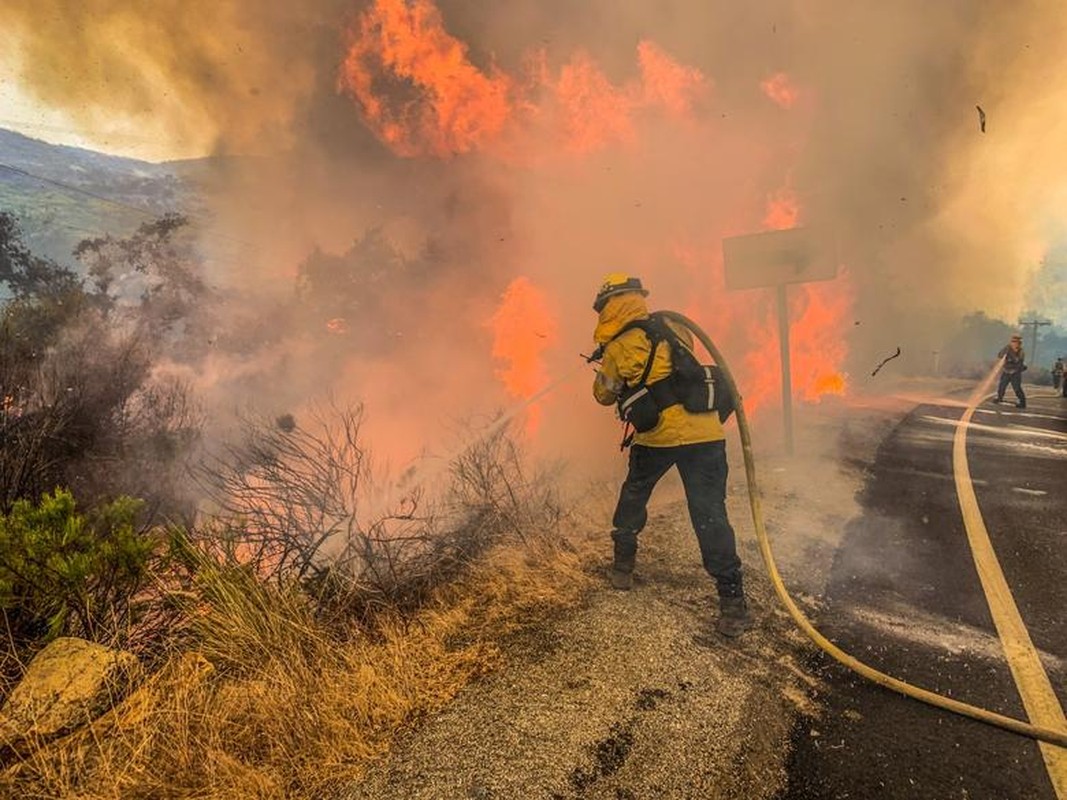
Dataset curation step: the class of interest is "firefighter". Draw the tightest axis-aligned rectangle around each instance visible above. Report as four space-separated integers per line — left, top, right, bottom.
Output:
590 273 752 637
994 333 1027 408
1052 356 1064 393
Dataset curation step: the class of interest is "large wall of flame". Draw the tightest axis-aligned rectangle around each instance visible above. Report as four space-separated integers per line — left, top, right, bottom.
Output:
4 0 1067 470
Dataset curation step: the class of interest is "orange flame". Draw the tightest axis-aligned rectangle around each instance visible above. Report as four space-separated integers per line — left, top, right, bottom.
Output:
338 0 513 157
763 185 799 230
337 5 852 449
673 179 852 417
763 187 850 404
488 277 558 435
790 278 852 402
636 41 709 117
339 0 708 159
551 53 636 154
760 72 799 109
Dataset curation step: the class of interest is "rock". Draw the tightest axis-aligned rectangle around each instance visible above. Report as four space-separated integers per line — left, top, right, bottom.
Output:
0 637 143 749
90 651 213 734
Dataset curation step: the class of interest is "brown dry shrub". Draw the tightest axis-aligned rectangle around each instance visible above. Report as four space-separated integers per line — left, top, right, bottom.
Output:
0 425 600 799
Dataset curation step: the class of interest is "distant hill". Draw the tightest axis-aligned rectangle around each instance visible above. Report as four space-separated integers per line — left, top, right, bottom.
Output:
0 128 202 263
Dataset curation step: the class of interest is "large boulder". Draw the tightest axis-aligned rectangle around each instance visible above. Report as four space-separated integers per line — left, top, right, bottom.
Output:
0 637 142 749
86 651 214 735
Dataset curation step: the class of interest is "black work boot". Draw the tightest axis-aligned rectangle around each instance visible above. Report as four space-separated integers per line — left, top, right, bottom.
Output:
610 530 637 591
611 564 634 590
716 596 753 637
610 551 635 590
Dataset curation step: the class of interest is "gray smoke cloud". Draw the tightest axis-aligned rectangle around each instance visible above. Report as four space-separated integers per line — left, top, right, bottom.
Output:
3 0 1066 469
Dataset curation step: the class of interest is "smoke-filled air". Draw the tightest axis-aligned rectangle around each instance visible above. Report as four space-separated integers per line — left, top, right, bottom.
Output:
5 2 1067 796
3 0 1066 466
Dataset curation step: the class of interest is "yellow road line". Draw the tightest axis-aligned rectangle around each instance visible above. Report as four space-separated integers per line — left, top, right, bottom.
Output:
953 370 1067 796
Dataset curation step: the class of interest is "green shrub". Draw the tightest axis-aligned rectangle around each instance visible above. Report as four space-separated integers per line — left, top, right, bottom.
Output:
0 489 155 643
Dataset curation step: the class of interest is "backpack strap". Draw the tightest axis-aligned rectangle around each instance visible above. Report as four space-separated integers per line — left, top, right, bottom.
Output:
607 317 681 413
609 317 670 391
647 312 692 359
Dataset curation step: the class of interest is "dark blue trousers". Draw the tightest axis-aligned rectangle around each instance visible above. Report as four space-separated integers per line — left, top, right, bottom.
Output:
611 440 743 597
996 371 1026 406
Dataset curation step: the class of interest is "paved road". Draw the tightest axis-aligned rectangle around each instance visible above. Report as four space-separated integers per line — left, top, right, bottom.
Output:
778 387 1067 800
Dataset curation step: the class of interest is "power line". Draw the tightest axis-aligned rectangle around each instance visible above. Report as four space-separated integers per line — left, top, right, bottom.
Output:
19 220 252 277
0 160 262 254
10 197 248 264
0 161 172 220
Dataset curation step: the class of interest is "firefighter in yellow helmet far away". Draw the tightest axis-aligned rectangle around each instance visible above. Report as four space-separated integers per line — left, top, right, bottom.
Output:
589 273 752 637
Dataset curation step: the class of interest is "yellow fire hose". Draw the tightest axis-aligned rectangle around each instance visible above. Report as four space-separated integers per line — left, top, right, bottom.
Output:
659 310 1067 750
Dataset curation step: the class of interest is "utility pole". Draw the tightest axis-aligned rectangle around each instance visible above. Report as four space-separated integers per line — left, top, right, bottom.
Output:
1018 319 1051 369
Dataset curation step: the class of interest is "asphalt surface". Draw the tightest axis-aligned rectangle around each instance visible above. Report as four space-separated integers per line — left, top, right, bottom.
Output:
778 387 1067 800
340 493 810 800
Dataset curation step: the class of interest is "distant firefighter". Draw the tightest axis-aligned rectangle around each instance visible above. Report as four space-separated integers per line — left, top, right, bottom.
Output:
994 333 1027 409
1053 355 1064 393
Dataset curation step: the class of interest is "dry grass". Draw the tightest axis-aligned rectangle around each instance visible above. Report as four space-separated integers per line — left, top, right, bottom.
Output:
0 411 604 798
0 525 599 799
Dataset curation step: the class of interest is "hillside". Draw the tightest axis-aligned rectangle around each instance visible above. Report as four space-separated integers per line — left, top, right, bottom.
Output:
0 128 199 263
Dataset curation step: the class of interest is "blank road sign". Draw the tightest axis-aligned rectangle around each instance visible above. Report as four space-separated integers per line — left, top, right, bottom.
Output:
722 227 838 290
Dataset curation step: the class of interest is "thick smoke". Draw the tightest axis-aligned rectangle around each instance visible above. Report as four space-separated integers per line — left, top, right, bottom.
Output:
0 0 352 157
793 1 1067 365
3 0 1066 473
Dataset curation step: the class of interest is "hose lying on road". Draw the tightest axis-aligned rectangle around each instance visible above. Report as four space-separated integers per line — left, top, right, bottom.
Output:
658 310 1067 750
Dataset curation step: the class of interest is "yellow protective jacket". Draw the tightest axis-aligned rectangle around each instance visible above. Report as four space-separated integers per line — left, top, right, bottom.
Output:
592 293 725 447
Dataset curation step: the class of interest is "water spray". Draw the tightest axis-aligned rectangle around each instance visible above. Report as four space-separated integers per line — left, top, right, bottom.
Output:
362 363 588 524
367 312 1067 750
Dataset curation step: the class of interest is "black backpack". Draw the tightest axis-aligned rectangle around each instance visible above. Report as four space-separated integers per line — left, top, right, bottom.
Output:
610 312 735 433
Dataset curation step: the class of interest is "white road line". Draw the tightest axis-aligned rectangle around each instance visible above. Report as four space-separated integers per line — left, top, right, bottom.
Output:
923 415 1067 442
975 408 1067 423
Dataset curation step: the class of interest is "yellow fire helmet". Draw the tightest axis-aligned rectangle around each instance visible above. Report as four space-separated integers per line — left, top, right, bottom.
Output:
593 273 649 312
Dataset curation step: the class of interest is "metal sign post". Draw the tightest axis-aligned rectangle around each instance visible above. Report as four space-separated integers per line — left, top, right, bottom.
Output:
776 283 794 454
723 227 838 456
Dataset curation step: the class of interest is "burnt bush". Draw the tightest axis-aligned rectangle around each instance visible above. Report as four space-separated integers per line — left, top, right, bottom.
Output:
193 403 563 622
0 213 204 519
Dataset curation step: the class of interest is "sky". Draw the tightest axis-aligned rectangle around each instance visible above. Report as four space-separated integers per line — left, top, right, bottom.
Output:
0 44 201 161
